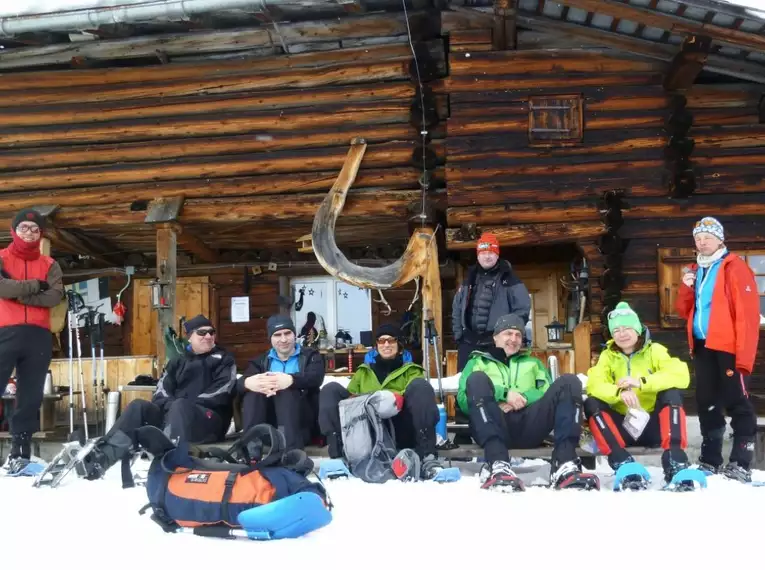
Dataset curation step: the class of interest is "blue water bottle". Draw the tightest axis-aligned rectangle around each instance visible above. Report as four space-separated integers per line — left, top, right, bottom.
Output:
435 403 448 444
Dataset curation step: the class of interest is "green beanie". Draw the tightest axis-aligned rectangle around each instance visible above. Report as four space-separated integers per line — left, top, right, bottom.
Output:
607 302 643 335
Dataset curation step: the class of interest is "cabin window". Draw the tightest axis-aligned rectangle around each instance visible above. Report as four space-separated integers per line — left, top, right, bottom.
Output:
528 95 583 146
289 277 373 347
742 253 765 327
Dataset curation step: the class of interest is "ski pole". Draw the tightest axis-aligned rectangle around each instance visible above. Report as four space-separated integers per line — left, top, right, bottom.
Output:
66 295 75 435
87 312 99 437
98 313 107 437
74 315 89 441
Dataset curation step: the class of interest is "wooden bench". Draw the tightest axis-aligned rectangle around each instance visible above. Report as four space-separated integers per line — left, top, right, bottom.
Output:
0 431 52 459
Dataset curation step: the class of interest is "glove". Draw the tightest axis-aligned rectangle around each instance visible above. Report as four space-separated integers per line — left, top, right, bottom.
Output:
393 392 404 411
37 280 50 292
0 269 10 279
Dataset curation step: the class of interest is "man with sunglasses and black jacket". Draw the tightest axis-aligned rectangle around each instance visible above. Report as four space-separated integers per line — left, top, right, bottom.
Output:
78 314 238 480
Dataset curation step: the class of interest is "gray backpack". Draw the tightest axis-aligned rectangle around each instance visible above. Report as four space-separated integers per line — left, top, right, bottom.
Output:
338 391 400 483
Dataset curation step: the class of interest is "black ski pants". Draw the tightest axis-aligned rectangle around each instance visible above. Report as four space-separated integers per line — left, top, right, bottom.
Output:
584 389 688 473
465 371 583 468
0 325 53 436
241 387 315 451
318 378 439 459
693 340 757 468
107 398 225 445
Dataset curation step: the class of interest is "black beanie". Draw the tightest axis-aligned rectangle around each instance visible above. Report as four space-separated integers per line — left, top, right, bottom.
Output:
375 323 401 342
267 314 296 338
12 208 45 232
184 314 213 335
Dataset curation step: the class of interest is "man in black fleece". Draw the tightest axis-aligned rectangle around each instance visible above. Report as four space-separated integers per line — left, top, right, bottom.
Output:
239 315 325 450
79 314 238 480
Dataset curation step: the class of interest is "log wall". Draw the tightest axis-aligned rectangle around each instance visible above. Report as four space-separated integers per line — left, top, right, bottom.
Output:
443 27 765 411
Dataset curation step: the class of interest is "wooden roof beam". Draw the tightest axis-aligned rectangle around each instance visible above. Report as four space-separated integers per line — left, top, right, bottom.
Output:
663 35 713 91
144 197 220 263
30 204 123 266
554 0 765 52
446 222 606 250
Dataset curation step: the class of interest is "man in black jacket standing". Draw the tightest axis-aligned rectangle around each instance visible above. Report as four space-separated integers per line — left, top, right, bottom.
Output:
79 314 238 479
239 315 325 450
452 232 531 370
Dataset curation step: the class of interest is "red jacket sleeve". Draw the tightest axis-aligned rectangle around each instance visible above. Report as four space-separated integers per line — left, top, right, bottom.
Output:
727 258 760 374
675 263 697 320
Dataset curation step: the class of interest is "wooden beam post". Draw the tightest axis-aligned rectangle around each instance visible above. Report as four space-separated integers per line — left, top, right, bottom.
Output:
420 227 443 387
145 197 219 263
663 35 712 91
155 225 177 366
492 0 517 51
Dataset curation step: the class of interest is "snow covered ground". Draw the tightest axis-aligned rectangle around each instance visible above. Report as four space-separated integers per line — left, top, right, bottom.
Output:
4 457 765 569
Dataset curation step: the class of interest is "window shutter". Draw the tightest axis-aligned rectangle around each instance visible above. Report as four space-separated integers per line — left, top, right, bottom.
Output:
657 247 695 328
528 95 583 146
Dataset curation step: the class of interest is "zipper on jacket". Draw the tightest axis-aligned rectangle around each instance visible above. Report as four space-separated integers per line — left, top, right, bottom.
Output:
694 266 714 340
24 261 28 324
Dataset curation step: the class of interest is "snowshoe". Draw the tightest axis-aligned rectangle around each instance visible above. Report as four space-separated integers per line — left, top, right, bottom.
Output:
421 454 461 483
5 458 44 478
663 467 707 492
318 459 352 480
613 461 651 491
696 461 720 476
33 440 95 488
480 460 525 492
392 448 421 482
721 462 752 484
551 460 600 491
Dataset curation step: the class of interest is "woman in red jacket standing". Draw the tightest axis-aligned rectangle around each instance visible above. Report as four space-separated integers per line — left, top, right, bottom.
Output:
676 217 760 483
0 208 64 473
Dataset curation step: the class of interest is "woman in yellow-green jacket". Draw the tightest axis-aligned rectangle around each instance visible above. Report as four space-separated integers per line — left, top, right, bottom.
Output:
585 302 691 484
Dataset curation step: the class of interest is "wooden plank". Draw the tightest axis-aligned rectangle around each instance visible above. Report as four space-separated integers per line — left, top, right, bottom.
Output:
145 197 185 224
447 202 600 226
0 102 416 148
446 222 607 250
446 72 663 92
492 0 517 51
0 12 437 71
0 40 441 88
663 35 712 91
573 321 592 374
555 0 765 52
0 166 439 211
0 141 445 192
0 83 418 128
156 226 178 366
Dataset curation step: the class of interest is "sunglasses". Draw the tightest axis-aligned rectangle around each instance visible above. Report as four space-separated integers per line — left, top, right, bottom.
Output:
607 308 634 320
377 337 398 346
694 219 718 228
194 328 216 337
17 225 40 234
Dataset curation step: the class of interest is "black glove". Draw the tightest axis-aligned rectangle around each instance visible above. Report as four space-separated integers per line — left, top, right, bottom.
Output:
37 280 50 292
0 269 10 279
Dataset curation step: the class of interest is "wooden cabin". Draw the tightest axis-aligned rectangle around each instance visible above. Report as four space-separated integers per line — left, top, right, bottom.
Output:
0 0 763 432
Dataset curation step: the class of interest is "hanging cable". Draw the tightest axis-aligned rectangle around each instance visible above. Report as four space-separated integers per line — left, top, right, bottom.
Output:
401 0 430 226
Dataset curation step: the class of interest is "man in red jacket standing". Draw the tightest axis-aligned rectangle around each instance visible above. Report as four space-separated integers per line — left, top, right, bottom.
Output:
0 208 64 474
676 217 760 483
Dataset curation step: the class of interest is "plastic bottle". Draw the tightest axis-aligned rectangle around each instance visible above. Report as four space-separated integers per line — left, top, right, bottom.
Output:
435 403 448 444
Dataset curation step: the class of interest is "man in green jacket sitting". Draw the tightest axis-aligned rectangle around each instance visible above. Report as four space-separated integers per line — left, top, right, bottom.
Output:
458 314 599 492
318 323 442 478
585 301 691 485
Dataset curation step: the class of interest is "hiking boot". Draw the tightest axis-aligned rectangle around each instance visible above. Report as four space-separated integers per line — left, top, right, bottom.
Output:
78 431 133 481
721 462 752 484
551 460 600 491
696 460 721 475
420 454 445 481
10 432 31 460
662 451 690 484
392 448 421 482
479 460 525 492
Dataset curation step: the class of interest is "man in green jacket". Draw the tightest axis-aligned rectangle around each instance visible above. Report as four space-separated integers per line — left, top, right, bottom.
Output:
318 323 442 478
585 301 691 485
458 314 599 492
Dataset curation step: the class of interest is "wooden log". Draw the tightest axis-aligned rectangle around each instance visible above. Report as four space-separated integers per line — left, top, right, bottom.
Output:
0 123 434 171
174 224 221 264
446 157 665 179
0 12 438 72
449 49 668 75
0 166 442 211
623 195 765 219
663 35 712 92
447 201 601 226
0 84 418 128
448 29 493 53
554 0 765 52
0 40 442 90
446 222 606 250
0 101 417 148
24 190 425 229
446 73 663 92
0 61 418 107
492 0 517 51
0 141 446 192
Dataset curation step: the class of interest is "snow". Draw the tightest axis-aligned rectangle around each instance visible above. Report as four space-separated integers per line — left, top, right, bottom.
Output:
4 457 765 569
